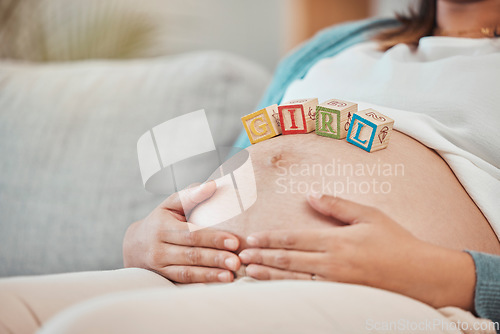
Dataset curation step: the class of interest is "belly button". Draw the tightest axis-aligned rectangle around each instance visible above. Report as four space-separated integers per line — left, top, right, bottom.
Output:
269 153 283 167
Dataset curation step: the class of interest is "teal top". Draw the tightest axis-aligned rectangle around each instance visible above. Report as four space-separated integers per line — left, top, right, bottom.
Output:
233 18 500 328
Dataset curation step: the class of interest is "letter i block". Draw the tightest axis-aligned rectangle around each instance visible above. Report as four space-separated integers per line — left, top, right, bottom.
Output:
315 99 358 139
241 104 281 144
278 98 319 135
347 109 394 152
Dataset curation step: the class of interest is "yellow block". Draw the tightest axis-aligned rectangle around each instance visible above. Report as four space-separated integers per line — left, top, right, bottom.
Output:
241 105 281 144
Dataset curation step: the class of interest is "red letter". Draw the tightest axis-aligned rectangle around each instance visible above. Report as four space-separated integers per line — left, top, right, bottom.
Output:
288 109 298 129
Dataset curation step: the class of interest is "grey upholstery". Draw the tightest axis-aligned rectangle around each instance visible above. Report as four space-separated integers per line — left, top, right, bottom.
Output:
0 52 270 276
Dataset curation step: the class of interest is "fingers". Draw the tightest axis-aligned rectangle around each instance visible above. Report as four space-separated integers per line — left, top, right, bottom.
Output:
160 224 240 251
162 180 217 216
306 192 378 225
162 244 240 271
239 249 321 273
161 265 234 283
245 264 320 281
246 230 326 251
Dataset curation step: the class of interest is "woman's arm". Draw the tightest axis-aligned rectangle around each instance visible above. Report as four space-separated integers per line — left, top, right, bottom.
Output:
239 193 484 312
123 181 242 283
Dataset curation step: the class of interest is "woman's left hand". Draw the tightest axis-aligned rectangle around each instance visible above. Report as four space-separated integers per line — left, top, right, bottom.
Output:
238 193 476 310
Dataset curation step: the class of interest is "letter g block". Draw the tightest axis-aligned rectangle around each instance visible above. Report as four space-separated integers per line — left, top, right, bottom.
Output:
241 104 281 144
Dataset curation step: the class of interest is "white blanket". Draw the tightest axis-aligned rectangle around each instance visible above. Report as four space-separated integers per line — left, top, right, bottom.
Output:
282 37 500 238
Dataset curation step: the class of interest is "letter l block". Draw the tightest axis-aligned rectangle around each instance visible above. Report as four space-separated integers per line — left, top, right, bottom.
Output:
346 109 394 152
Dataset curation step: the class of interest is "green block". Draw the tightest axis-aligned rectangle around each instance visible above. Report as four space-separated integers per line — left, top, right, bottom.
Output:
315 106 340 139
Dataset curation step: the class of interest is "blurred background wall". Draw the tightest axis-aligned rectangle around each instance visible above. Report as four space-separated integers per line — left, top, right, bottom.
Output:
147 0 416 70
0 0 416 69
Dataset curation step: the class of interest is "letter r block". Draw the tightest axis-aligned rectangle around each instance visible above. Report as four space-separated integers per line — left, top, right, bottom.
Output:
315 99 358 139
346 109 394 152
278 98 318 135
241 104 281 144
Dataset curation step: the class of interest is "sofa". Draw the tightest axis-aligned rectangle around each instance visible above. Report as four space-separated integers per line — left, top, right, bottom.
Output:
0 0 271 276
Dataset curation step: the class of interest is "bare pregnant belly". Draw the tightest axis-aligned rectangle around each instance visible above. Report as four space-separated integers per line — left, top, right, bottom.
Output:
190 131 500 255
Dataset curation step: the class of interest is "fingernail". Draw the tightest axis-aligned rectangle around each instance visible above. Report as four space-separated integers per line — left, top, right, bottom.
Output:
225 257 238 270
246 236 259 247
238 251 250 263
218 271 231 282
245 265 256 277
307 190 322 200
224 239 238 250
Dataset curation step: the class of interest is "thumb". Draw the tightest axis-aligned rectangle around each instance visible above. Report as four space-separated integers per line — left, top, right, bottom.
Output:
306 192 376 225
162 180 217 216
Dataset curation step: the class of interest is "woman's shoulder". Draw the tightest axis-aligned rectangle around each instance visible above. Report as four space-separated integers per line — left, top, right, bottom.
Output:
256 18 400 111
281 18 400 71
310 17 400 47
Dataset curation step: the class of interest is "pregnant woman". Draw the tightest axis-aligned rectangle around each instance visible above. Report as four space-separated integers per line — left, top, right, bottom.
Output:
1 0 500 333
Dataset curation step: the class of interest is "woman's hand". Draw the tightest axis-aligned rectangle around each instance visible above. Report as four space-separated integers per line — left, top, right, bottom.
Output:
239 193 476 310
123 181 241 283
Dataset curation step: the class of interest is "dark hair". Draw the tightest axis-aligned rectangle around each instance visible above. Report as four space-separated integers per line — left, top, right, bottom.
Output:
375 0 437 51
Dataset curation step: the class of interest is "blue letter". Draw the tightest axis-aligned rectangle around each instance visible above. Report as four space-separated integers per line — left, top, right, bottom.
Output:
353 123 367 144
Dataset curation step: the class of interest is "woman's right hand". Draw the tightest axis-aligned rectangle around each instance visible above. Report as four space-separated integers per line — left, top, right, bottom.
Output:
123 181 241 283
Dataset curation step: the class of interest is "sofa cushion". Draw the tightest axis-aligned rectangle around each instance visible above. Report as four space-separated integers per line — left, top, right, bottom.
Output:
0 51 270 276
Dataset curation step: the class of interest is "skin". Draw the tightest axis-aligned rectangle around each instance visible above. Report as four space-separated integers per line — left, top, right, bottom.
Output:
188 131 500 255
123 0 500 311
436 0 500 37
125 130 500 311
123 181 242 283
239 193 477 311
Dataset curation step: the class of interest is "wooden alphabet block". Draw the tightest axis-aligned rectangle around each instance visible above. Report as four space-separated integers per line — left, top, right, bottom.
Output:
315 99 358 139
241 104 281 144
278 98 318 135
346 109 394 152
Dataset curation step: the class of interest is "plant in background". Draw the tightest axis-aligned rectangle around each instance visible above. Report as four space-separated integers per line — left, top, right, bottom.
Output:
0 0 163 62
